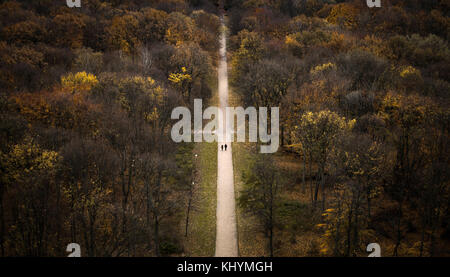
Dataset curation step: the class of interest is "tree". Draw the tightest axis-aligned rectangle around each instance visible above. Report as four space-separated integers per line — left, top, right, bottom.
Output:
238 55 297 107
138 8 169 45
320 133 385 256
191 10 220 52
1 137 60 256
169 43 213 103
61 71 99 93
336 49 388 91
379 92 430 256
107 13 141 56
231 29 265 84
72 48 103 74
0 43 46 91
61 138 117 256
50 12 86 48
416 109 449 256
2 19 47 45
293 110 355 209
238 154 282 257
285 30 331 58
326 3 360 29
165 12 196 45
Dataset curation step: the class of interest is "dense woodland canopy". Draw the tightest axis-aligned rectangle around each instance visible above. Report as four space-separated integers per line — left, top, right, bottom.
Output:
229 0 449 257
0 0 221 257
0 0 449 256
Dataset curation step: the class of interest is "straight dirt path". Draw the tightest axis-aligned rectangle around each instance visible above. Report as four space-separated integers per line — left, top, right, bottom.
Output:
214 17 239 257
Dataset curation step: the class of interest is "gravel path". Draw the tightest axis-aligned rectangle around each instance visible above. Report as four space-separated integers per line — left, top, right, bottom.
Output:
214 19 239 257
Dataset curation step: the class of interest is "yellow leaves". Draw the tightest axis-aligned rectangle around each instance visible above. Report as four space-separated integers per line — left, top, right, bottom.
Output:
285 34 300 48
348 118 356 129
5 138 59 183
300 110 354 133
231 30 265 78
126 76 157 88
61 71 98 93
285 30 331 57
322 31 351 53
381 92 401 110
326 3 360 29
379 92 432 127
321 208 335 218
360 35 386 58
116 75 166 122
36 150 59 169
168 72 191 84
310 62 336 75
319 245 329 255
399 65 421 79
145 107 160 122
168 67 192 89
353 169 365 176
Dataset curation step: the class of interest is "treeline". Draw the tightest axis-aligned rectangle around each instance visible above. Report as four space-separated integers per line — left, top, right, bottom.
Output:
0 0 220 256
229 0 450 256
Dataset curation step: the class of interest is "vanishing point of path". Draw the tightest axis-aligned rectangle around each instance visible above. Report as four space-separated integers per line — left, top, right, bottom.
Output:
214 17 239 257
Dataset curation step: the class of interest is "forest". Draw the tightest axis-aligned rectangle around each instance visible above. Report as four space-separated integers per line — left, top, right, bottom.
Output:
0 0 449 257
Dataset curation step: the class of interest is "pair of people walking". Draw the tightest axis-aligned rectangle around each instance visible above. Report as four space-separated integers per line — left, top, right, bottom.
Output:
220 144 228 151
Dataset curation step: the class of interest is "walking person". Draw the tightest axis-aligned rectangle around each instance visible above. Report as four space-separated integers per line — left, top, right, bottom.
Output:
221 145 223 151
224 144 227 151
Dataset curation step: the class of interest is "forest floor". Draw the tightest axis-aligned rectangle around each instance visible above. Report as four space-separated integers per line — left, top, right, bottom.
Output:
232 140 323 256
183 141 217 256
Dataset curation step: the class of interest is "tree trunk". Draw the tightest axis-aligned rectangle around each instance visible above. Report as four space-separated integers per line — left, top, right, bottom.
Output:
185 186 193 237
154 215 160 257
314 179 320 208
302 151 306 194
269 182 274 257
321 169 326 211
393 202 403 257
0 185 4 256
308 154 313 207
346 202 353 257
419 214 426 257
145 180 151 248
269 226 273 257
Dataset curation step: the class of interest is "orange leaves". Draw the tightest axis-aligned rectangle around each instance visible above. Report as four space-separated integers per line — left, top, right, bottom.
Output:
2 19 46 45
107 13 141 54
51 13 86 48
12 89 99 132
13 92 53 125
